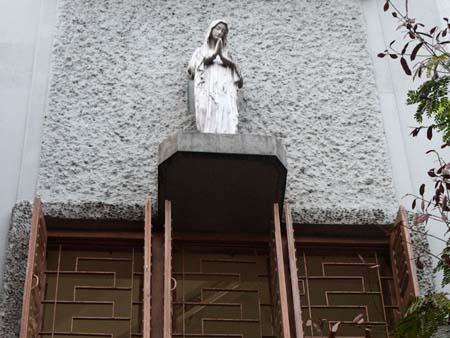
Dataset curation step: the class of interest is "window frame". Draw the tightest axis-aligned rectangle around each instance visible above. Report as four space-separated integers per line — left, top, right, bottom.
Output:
20 199 419 338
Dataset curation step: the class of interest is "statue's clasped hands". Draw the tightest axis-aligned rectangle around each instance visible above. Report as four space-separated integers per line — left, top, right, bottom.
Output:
201 33 243 88
213 38 224 58
205 38 234 70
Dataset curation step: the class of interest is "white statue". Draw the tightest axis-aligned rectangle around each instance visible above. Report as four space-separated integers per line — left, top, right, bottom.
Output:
187 19 243 134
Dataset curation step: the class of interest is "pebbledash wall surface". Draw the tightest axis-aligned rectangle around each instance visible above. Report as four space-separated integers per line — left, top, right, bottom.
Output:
0 0 448 336
41 0 396 221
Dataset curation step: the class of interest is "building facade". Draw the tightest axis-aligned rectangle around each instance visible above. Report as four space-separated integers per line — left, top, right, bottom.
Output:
0 0 449 337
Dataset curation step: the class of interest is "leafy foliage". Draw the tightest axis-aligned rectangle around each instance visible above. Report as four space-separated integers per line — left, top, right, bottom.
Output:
410 149 450 291
378 1 450 142
407 77 450 142
435 245 450 287
379 1 450 338
393 293 450 338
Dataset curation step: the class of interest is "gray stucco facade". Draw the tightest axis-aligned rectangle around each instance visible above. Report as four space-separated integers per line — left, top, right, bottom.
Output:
1 0 446 336
39 0 396 224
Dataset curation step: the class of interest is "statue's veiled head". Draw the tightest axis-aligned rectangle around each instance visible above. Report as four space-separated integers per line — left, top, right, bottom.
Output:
205 19 229 47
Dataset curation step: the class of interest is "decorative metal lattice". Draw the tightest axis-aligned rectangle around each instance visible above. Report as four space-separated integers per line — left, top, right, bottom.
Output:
172 243 278 338
297 248 400 338
40 244 144 338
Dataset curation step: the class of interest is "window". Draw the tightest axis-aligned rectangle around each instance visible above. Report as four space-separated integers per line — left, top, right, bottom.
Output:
20 199 418 338
160 202 291 338
41 244 144 337
287 206 419 338
296 246 397 337
172 242 277 337
19 198 152 338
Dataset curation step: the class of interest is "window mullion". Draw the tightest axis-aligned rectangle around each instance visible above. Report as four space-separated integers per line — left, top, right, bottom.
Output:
285 203 304 338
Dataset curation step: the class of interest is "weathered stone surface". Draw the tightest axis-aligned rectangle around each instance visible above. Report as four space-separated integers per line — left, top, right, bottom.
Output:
38 0 397 224
42 200 145 221
408 214 435 295
0 201 32 338
0 0 442 334
433 326 450 338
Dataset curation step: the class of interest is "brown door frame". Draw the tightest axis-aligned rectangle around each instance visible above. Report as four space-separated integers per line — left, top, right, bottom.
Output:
285 203 304 338
144 198 152 338
163 200 172 338
20 197 48 338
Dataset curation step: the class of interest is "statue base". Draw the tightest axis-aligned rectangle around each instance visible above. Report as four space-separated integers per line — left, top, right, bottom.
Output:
158 132 287 233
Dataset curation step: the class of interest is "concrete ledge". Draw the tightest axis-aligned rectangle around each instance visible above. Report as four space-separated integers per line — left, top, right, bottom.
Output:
159 132 287 167
158 132 287 233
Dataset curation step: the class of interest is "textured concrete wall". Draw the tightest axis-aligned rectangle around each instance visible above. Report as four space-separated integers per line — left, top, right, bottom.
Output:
38 0 397 224
410 220 435 295
0 0 446 335
0 202 31 337
433 326 450 338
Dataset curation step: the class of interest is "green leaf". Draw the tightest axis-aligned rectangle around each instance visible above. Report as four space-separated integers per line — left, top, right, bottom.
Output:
393 293 450 338
407 77 450 142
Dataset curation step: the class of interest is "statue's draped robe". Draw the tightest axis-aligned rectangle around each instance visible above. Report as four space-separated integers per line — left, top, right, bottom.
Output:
187 21 240 134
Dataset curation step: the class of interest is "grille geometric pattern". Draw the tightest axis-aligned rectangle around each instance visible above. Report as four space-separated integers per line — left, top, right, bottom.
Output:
297 248 400 338
40 244 144 338
172 243 278 338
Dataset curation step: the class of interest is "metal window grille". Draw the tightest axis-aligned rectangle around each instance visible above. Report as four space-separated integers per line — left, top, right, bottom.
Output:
171 243 279 338
296 247 400 338
40 244 144 338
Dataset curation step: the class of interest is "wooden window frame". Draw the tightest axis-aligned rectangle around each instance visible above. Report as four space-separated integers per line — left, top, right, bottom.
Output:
20 198 419 338
286 205 420 338
160 201 293 338
20 197 48 338
390 206 420 313
20 197 153 338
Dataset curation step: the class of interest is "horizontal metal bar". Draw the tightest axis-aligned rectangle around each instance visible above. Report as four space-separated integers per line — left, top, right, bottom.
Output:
72 316 130 321
74 286 132 290
201 318 259 323
173 302 241 306
172 334 242 337
172 272 240 277
200 259 256 264
301 305 367 309
326 291 381 295
298 276 364 279
295 237 389 245
322 262 380 266
41 300 114 305
45 271 116 275
39 332 112 337
76 257 132 261
325 321 388 325
48 230 144 240
201 288 258 293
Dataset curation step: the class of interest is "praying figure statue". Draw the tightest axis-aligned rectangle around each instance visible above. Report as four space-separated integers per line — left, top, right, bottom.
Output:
187 19 243 134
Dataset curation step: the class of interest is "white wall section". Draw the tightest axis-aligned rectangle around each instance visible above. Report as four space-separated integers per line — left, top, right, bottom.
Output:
0 0 57 286
361 0 449 291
